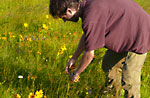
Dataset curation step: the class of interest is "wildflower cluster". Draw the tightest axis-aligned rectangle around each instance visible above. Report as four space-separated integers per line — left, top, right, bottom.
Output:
85 87 92 95
28 90 46 98
0 32 15 41
57 44 67 56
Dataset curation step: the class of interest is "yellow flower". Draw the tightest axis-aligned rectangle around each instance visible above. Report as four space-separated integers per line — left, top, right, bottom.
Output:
9 32 13 35
14 94 21 98
10 35 16 38
8 32 15 38
35 90 43 98
69 55 72 59
28 92 34 98
17 94 21 98
48 22 51 25
42 24 48 30
57 44 67 56
61 44 67 51
19 34 24 41
24 23 28 28
37 51 41 55
57 50 64 56
27 38 32 42
86 92 88 95
46 15 49 19
44 95 47 98
2 37 6 40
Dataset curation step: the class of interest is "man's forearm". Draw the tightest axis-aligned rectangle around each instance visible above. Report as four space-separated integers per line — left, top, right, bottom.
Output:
72 34 85 60
75 50 94 75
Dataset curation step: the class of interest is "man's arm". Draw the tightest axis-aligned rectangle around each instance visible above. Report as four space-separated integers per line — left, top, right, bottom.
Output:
68 33 95 82
75 50 94 75
70 50 94 82
72 34 85 60
66 34 86 73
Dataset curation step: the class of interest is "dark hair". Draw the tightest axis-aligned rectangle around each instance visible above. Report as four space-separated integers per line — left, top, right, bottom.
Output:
49 0 79 18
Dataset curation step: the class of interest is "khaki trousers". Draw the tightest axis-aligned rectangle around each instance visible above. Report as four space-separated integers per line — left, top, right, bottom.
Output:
102 50 147 98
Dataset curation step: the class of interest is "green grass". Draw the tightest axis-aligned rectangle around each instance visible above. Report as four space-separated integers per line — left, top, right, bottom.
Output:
0 0 150 98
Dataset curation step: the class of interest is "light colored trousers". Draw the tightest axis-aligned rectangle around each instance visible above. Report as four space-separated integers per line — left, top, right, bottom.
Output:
102 50 147 98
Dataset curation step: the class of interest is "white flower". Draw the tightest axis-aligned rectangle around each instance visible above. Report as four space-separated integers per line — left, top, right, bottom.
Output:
18 75 23 79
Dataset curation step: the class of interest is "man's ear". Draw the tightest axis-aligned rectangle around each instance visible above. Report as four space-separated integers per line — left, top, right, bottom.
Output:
66 8 73 15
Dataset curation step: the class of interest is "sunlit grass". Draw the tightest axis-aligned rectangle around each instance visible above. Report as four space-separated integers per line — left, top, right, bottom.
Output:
0 0 150 97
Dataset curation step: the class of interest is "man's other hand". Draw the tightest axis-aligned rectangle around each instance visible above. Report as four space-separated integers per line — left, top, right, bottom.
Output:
66 58 76 73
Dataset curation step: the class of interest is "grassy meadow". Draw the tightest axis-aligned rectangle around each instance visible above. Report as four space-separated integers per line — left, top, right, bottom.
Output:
0 0 150 98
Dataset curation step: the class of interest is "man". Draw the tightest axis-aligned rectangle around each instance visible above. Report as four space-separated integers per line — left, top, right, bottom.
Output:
49 0 150 97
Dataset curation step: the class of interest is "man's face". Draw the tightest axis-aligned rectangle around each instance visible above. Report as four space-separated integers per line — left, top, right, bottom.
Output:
60 8 79 22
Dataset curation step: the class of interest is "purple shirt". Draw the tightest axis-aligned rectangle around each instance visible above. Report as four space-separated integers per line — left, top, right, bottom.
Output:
80 0 150 54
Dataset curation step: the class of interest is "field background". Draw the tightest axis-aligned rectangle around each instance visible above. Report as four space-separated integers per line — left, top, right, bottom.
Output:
0 0 150 98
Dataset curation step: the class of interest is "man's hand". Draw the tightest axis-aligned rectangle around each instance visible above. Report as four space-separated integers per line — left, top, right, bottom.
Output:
66 58 76 73
69 71 80 83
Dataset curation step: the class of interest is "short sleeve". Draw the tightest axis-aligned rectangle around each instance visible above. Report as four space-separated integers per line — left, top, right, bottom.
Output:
82 22 106 51
81 0 108 51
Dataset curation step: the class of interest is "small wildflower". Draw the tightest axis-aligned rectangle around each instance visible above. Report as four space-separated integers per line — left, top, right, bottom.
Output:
42 24 48 30
37 51 41 55
19 35 24 41
18 75 23 79
27 38 32 42
57 44 67 56
48 22 51 25
57 51 63 56
9 32 15 38
28 92 34 98
14 94 21 98
46 15 49 19
1 37 6 40
35 90 43 98
88 90 92 94
61 44 67 51
11 35 16 38
24 23 28 28
86 92 88 95
9 32 13 35
31 75 37 80
69 55 72 59
44 95 47 98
